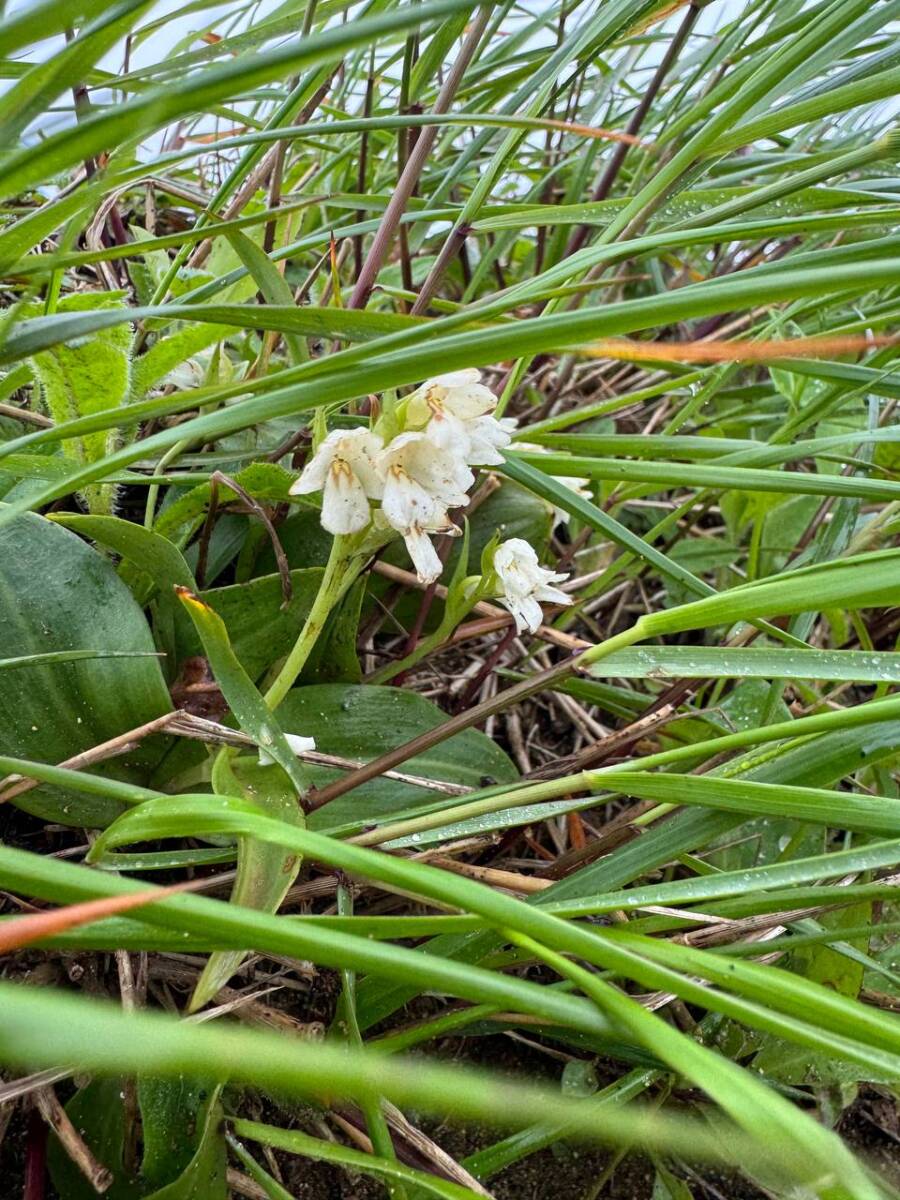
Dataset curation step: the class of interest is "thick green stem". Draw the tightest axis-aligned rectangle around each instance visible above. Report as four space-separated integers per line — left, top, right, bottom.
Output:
264 534 361 710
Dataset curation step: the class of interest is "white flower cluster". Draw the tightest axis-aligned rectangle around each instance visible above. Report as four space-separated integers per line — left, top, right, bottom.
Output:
290 370 574 638
290 370 515 584
493 538 572 634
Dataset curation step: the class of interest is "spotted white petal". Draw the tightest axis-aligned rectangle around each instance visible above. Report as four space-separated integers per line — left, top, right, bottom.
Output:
425 369 483 389
289 428 383 533
463 415 516 465
535 582 571 606
507 593 545 634
441 382 498 421
289 436 334 495
404 526 444 584
377 432 473 511
493 537 572 633
381 463 446 534
321 460 372 534
407 369 497 429
258 731 316 765
423 406 471 458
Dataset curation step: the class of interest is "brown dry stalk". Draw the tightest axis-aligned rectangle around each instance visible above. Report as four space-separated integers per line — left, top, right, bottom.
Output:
527 118 647 145
34 1087 114 1194
0 711 180 805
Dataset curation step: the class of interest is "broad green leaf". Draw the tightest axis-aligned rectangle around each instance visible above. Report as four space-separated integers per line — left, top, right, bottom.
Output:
0 509 171 825
47 1078 131 1200
171 569 323 681
49 512 195 591
273 684 518 828
48 1076 224 1200
143 1090 226 1200
49 514 195 662
300 575 366 684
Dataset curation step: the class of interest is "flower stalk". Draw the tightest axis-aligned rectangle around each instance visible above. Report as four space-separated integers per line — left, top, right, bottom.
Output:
264 534 365 709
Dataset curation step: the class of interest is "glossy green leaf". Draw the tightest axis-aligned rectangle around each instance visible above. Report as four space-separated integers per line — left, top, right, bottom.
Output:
47 1076 224 1200
0 509 171 824
274 684 518 828
171 569 323 681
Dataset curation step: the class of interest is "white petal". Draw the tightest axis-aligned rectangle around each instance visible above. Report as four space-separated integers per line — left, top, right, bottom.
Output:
381 467 445 533
321 463 372 534
407 440 473 506
442 382 498 421
500 594 543 634
340 427 384 498
380 431 472 510
517 595 545 633
535 583 572 607
426 369 482 389
375 430 423 475
405 526 443 584
494 538 537 574
289 427 383 501
289 440 335 495
464 415 514 465
259 731 317 765
424 409 471 457
493 538 570 632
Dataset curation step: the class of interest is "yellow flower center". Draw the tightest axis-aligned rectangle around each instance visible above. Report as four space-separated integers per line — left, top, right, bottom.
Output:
330 457 354 483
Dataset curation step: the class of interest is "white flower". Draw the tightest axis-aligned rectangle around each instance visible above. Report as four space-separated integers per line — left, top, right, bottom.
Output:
259 731 316 765
493 538 573 634
407 369 515 465
464 414 517 465
289 428 383 535
376 431 471 583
